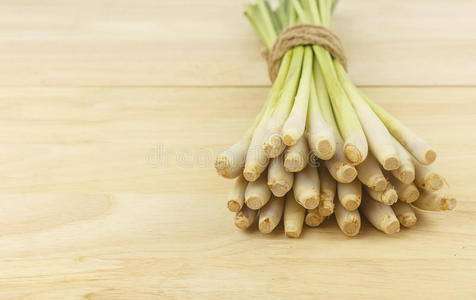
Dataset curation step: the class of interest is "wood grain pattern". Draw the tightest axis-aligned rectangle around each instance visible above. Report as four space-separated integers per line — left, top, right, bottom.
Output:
0 0 475 87
0 87 475 298
1 0 476 298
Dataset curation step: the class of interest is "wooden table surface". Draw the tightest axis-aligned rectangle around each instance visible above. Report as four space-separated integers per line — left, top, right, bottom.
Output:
1 0 475 299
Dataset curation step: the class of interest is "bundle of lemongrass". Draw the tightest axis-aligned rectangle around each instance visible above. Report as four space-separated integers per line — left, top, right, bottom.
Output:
215 0 455 238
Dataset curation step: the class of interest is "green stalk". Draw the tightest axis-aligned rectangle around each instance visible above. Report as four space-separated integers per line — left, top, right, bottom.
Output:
361 92 436 165
282 46 313 146
263 46 304 158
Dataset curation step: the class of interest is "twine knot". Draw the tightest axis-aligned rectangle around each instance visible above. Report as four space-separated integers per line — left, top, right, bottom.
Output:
263 24 347 82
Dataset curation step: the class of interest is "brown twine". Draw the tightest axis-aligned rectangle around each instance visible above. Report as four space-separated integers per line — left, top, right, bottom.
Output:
263 24 347 83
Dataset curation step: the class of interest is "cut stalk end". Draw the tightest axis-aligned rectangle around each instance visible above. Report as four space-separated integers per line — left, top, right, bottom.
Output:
316 139 334 160
342 196 360 211
283 128 300 146
382 155 400 171
245 197 263 210
336 164 358 183
344 143 363 164
424 149 437 165
264 134 285 158
381 215 400 234
227 200 241 212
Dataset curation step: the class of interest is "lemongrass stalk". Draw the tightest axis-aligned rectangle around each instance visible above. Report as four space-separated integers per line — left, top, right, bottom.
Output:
318 166 336 216
335 200 361 237
387 174 420 203
284 192 306 237
259 196 285 233
245 172 272 209
305 1 368 165
243 51 293 181
305 209 327 227
361 92 436 165
365 184 398 205
227 175 248 212
413 160 444 192
267 157 294 197
306 58 336 160
282 46 313 145
313 61 357 182
337 180 361 211
335 62 400 171
215 90 272 179
390 136 416 184
235 205 258 230
244 4 273 49
392 201 417 228
356 153 387 191
360 194 400 234
263 47 304 158
284 136 309 172
413 189 456 211
294 164 320 209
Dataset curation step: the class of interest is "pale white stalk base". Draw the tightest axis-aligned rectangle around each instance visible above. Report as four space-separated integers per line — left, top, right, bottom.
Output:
235 206 257 230
414 161 444 192
215 135 250 178
259 196 285 234
392 201 417 228
356 153 387 191
391 138 416 184
318 167 337 216
267 157 294 197
325 138 357 183
337 180 362 211
294 164 320 209
244 172 272 209
343 130 368 165
335 200 361 237
284 193 306 238
412 189 456 211
243 127 270 182
284 137 309 172
360 195 400 234
227 175 248 212
366 184 398 205
263 131 286 158
305 209 327 227
388 175 420 203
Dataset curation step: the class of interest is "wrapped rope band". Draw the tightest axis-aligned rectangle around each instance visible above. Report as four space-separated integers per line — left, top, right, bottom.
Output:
264 24 347 82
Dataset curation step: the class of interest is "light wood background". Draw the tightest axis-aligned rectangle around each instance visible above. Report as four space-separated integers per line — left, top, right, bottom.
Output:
0 1 475 299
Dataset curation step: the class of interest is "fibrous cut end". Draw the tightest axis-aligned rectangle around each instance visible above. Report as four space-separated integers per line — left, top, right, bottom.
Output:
284 153 305 172
305 213 326 227
269 181 292 197
343 196 360 211
342 218 361 237
215 156 231 178
344 144 363 165
245 197 263 210
316 139 334 160
243 165 261 182
264 135 285 158
424 149 437 165
283 129 300 146
441 196 456 210
427 173 444 191
227 200 241 212
382 155 400 171
399 170 415 184
372 176 388 192
259 217 273 234
400 215 417 228
382 189 398 205
381 214 400 234
336 164 358 183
